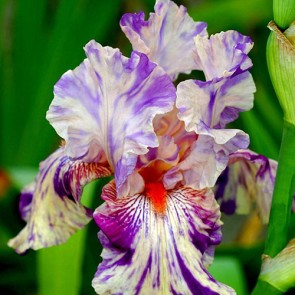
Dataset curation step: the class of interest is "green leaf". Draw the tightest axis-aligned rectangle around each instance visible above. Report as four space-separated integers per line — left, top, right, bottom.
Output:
209 256 247 294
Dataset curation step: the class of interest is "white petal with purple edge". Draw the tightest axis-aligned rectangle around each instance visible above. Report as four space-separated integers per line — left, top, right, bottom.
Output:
47 41 175 194
120 0 207 80
194 30 253 81
92 182 235 294
214 149 277 222
8 148 111 254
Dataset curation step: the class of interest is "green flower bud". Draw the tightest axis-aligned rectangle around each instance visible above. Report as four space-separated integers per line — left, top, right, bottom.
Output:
267 21 295 125
260 238 295 292
274 0 295 29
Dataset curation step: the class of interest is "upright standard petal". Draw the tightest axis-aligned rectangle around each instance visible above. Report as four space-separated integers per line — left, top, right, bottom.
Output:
92 182 234 295
194 31 253 81
214 150 277 222
164 135 245 190
47 41 176 193
8 148 111 254
120 0 207 80
176 72 255 136
172 74 254 190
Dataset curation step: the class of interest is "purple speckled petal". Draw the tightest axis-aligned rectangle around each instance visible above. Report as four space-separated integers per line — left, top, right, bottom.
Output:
47 41 175 195
214 149 277 223
176 72 255 132
92 182 235 294
194 30 253 81
120 0 208 80
8 148 111 254
19 183 35 222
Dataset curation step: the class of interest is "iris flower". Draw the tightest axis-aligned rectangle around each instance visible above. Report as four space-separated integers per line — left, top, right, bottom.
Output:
9 0 277 294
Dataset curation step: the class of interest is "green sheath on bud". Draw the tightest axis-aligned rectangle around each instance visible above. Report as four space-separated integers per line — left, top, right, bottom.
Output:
267 21 295 125
273 0 295 29
260 239 295 292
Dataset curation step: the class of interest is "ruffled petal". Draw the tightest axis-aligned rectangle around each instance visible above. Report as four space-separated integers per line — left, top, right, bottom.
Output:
164 135 245 190
137 135 180 169
120 0 207 80
154 108 197 153
8 148 111 254
92 182 234 294
47 41 175 193
214 149 277 223
194 30 253 81
176 72 255 132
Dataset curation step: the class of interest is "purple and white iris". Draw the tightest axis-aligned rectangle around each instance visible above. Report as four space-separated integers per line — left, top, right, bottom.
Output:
9 0 277 294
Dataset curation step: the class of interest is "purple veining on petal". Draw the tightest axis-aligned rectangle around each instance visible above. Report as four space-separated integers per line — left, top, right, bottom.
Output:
194 30 253 81
174 72 254 189
92 182 234 294
120 0 208 80
47 41 175 196
177 71 255 134
135 253 153 294
8 147 111 254
173 243 219 295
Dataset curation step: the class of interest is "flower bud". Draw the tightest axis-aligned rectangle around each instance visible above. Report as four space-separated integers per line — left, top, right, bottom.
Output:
273 0 295 29
260 238 295 292
267 20 295 125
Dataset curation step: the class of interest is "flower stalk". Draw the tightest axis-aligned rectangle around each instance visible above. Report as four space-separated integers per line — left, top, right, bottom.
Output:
265 18 295 258
252 1 295 293
264 121 295 258
265 0 295 257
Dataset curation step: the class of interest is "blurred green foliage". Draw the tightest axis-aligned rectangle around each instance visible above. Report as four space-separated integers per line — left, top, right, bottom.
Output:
0 0 284 294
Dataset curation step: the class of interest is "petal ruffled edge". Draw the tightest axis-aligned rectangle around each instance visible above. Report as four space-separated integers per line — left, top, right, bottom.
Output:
8 147 111 254
47 41 176 196
120 0 208 80
194 30 253 81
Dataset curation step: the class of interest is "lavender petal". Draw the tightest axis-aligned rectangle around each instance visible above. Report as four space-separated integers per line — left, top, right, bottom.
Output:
194 30 253 81
120 0 208 80
47 41 176 196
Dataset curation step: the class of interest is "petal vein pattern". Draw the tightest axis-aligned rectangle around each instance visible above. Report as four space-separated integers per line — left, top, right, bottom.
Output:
177 72 255 133
214 149 278 222
93 182 235 294
8 148 111 254
194 31 253 81
47 41 176 193
120 0 207 80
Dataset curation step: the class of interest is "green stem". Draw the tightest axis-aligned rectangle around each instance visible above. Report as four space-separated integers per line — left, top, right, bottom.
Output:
264 121 295 257
252 279 283 295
